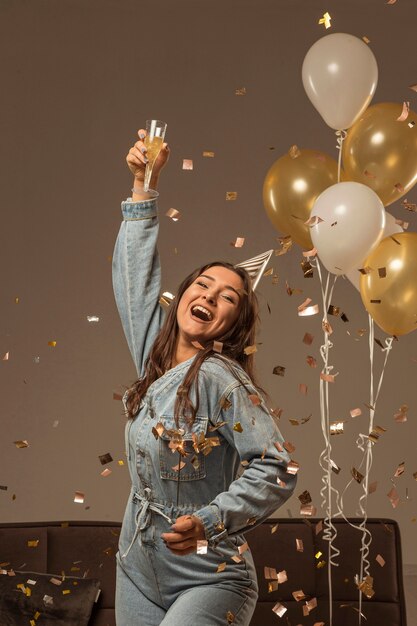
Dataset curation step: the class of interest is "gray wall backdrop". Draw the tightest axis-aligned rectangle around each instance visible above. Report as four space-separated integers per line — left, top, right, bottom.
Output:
1 0 417 568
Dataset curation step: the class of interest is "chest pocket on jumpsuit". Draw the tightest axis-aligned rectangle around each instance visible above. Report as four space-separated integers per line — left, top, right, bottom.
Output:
159 415 208 481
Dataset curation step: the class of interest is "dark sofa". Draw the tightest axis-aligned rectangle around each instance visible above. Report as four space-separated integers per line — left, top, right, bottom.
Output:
0 518 407 625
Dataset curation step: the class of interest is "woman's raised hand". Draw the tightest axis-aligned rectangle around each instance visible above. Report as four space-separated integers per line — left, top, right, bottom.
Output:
126 128 170 188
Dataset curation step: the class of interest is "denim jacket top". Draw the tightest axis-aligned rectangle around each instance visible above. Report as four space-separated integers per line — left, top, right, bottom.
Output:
112 195 297 549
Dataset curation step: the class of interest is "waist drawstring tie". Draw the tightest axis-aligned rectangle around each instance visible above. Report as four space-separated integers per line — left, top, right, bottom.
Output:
121 487 173 559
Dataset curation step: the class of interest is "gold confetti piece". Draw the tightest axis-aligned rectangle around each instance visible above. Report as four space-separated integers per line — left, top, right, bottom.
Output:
318 11 331 28
271 523 279 534
248 394 261 406
350 408 362 418
296 538 304 552
238 542 249 555
299 383 308 395
235 87 246 96
362 36 370 44
233 422 243 433
99 453 113 465
300 504 317 516
357 575 375 599
196 540 208 554
231 237 245 248
394 461 405 478
226 610 235 623
263 267 274 277
305 214 324 226
305 355 317 370
351 467 364 483
48 341 57 347
285 280 302 296
368 425 386 443
272 602 287 617
394 182 405 193
212 340 223 353
303 333 314 346
87 315 100 322
306 597 318 611
101 468 112 477
27 540 39 548
226 191 238 201
287 460 300 475
330 421 345 435
403 199 417 212
298 303 319 317
394 404 408 423
217 562 227 573
328 305 341 316
166 208 181 221
268 580 278 592
182 159 193 170
159 291 175 307
14 440 29 448
368 481 378 494
330 459 341 474
387 486 400 508
320 373 335 383
3 352 9 361
315 551 323 560
378 266 387 279
244 344 257 355
203 151 215 158
232 555 243 563
273 365 285 376
264 566 277 579
246 516 257 526
15 296 19 304
50 577 62 586
284 441 296 453
298 490 312 505
289 145 301 159
292 590 306 601
74 491 85 504
62 589 71 595
376 554 385 567
277 570 287 584
397 101 410 121
300 260 313 278
275 235 293 256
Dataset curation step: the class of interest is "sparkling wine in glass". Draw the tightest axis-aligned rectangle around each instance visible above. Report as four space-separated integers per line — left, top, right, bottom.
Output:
143 119 167 192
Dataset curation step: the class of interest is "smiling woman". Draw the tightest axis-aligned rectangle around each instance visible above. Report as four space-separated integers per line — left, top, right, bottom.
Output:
111 127 296 626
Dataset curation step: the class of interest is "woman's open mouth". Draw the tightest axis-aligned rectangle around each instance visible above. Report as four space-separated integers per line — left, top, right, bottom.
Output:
190 305 213 322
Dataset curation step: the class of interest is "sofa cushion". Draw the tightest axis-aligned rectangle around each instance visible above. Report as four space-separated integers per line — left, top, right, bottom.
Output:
0 570 100 626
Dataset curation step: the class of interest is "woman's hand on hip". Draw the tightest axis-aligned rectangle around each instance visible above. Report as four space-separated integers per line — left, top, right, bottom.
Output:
161 515 206 556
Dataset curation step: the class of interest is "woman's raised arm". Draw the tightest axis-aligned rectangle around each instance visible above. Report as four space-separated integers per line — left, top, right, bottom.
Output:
112 129 170 377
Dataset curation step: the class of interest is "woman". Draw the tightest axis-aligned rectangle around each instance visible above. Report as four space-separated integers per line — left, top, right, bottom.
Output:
113 128 297 626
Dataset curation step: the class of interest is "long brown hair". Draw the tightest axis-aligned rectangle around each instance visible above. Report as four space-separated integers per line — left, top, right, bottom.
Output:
124 261 262 423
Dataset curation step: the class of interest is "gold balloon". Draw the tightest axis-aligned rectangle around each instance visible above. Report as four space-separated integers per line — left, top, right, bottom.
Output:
263 146 342 249
342 102 417 206
360 232 417 336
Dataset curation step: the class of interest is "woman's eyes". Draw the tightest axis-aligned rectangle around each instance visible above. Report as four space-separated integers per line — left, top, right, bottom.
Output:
195 281 235 304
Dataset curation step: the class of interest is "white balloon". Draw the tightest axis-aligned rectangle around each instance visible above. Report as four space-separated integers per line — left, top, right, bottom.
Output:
345 212 403 290
310 182 385 275
302 33 378 130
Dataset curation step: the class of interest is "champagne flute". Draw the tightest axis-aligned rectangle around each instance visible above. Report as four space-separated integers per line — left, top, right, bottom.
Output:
143 119 167 192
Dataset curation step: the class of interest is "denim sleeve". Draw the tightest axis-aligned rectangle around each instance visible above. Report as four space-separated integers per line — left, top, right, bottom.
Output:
194 384 297 548
112 197 165 377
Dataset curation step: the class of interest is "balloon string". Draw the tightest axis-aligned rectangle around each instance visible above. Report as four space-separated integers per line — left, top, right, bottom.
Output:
314 256 340 626
335 130 347 183
332 316 394 626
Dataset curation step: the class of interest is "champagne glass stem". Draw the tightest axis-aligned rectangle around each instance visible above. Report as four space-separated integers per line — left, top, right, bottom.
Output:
143 162 153 192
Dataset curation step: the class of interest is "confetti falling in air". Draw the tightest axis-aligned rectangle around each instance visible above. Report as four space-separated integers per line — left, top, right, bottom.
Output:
362 36 370 44
272 602 287 617
306 355 317 368
27 540 39 548
216 562 227 573
202 151 215 158
376 554 386 567
231 237 245 248
182 159 193 170
101 468 112 477
212 340 223 354
397 101 410 121
273 365 285 376
99 453 113 465
303 332 314 345
244 344 257 355
394 404 408 423
3 352 9 361
14 440 29 448
159 291 175 307
87 316 100 323
226 192 238 201
318 11 332 28
166 208 181 221
48 341 57 347
235 87 246 96
394 461 405 478
275 235 293 256
74 491 85 504
298 298 319 316
350 408 362 418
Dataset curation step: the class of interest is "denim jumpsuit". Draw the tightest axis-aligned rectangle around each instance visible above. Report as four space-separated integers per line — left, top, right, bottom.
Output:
112 195 297 625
